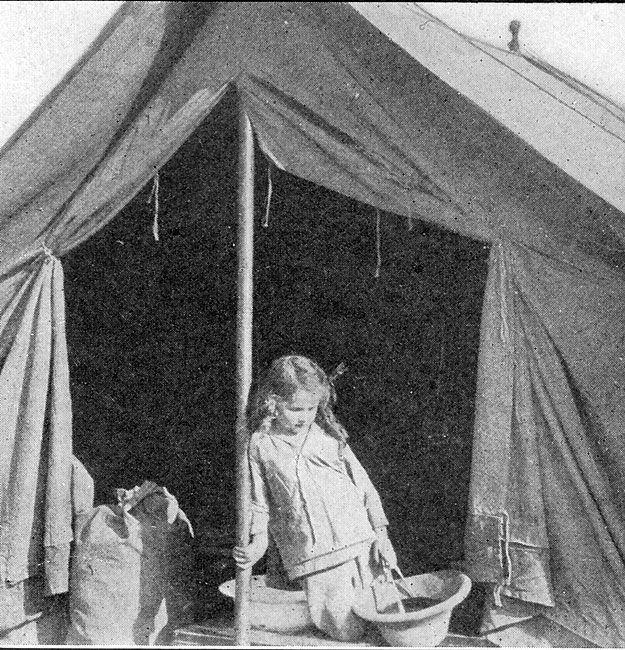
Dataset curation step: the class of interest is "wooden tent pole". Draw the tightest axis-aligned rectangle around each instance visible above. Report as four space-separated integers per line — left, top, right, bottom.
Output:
234 105 254 646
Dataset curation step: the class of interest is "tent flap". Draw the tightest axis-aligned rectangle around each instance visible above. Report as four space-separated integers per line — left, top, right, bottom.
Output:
466 242 554 608
0 254 72 593
466 240 625 646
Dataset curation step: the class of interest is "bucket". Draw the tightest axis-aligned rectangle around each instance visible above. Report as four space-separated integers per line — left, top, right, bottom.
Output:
218 575 314 633
352 570 472 647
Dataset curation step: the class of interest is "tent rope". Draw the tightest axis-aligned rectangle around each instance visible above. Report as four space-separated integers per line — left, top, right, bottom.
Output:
407 215 414 231
374 209 382 278
262 164 273 228
147 172 160 242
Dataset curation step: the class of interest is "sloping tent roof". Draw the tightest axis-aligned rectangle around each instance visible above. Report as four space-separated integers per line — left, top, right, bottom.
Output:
1 2 624 645
354 3 625 221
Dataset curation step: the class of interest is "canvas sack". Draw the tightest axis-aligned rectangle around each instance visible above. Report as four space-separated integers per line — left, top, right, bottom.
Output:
66 482 194 645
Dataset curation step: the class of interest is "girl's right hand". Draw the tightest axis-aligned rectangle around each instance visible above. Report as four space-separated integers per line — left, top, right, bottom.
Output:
232 533 269 569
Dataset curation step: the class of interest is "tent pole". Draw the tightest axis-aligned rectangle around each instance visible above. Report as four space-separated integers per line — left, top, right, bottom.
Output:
234 104 254 646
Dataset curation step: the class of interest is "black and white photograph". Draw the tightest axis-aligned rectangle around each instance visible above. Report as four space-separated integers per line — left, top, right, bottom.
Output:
1 2 624 647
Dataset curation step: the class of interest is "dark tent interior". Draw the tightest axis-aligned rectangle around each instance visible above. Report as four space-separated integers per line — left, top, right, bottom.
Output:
62 90 490 622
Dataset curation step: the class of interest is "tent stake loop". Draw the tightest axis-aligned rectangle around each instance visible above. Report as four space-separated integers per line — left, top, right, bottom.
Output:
234 106 254 646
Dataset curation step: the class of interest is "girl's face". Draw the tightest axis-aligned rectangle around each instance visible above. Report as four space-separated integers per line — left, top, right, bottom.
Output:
274 389 321 436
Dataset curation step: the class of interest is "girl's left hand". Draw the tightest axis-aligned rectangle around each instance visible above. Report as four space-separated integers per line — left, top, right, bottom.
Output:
372 526 398 567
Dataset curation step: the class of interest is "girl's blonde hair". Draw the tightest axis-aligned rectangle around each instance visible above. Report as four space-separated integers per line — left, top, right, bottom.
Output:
248 355 348 447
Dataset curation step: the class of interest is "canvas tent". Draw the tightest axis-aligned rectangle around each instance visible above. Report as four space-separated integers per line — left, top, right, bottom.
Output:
1 1 625 646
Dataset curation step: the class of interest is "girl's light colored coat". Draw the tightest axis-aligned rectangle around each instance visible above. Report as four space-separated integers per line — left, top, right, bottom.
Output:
249 422 388 579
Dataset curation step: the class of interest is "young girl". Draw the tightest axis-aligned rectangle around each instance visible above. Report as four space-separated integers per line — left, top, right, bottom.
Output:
233 355 397 641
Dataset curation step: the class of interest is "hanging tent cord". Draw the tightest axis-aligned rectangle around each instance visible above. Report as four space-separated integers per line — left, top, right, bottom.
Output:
374 209 382 279
262 163 273 228
147 172 160 241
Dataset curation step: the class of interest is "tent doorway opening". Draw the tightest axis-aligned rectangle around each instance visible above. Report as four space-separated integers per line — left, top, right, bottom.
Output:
63 89 490 586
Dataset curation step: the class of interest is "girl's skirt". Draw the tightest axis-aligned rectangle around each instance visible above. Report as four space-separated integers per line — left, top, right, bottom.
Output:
301 545 383 642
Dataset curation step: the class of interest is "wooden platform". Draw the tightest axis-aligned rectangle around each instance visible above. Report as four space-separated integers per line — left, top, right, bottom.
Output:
173 618 496 647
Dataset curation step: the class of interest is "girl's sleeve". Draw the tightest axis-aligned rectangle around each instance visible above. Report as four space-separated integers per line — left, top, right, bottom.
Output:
343 444 389 529
249 438 270 536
